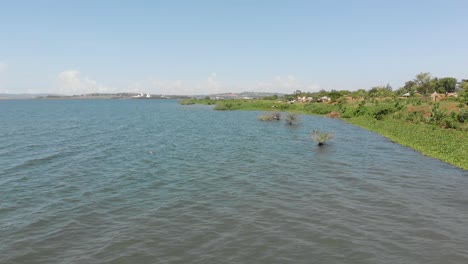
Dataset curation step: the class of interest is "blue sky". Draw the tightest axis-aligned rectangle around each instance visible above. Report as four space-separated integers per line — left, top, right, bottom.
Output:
0 0 467 95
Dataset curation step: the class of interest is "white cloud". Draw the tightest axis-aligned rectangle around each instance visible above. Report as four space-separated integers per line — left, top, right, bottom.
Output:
206 72 220 92
54 70 320 96
128 73 225 95
254 75 320 93
57 70 114 95
128 77 186 95
189 73 225 94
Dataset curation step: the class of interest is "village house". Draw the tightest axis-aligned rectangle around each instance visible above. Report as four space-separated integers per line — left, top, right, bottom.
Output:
430 91 440 101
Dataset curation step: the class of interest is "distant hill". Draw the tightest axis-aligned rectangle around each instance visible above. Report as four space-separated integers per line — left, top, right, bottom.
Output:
0 93 192 100
0 92 283 100
0 93 59 99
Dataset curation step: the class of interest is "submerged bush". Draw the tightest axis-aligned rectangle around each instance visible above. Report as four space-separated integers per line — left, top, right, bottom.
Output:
285 112 301 125
258 112 281 121
311 130 334 146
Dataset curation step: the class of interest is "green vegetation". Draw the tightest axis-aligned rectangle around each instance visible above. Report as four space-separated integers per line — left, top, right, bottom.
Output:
347 118 467 169
180 73 468 169
258 112 281 121
311 130 334 146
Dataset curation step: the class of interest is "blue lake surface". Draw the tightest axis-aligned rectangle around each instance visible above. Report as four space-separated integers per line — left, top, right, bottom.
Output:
0 99 467 263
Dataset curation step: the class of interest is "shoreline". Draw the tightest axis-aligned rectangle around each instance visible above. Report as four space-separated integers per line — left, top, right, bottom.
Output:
181 99 467 170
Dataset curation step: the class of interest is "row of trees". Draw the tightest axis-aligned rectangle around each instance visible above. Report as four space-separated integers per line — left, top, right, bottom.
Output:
283 73 468 103
398 72 461 95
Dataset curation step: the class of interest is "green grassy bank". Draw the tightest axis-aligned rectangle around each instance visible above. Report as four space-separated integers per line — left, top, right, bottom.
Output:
181 98 468 170
346 117 467 169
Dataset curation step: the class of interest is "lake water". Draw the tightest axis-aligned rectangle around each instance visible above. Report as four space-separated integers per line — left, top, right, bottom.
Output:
0 99 467 264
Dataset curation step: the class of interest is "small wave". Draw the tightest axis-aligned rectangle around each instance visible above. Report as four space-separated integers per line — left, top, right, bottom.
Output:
3 151 70 173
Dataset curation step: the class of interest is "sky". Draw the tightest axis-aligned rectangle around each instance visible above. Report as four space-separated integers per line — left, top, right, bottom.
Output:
0 0 467 95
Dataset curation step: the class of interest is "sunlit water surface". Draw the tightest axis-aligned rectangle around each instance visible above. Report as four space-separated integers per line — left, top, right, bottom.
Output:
0 100 467 264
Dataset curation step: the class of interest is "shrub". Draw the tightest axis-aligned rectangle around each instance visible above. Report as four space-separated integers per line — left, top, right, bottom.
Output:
179 99 195 105
393 112 404 120
214 102 236 110
340 107 355 118
372 104 398 120
457 108 468 123
428 103 445 124
394 101 406 111
277 104 290 110
262 95 278 100
442 117 460 129
285 112 301 125
409 98 423 105
311 130 334 146
405 111 425 124
353 105 369 117
258 112 281 121
303 103 335 115
337 97 347 110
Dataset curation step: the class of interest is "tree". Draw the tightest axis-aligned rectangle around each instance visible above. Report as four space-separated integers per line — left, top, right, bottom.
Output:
368 86 393 98
329 90 343 102
461 80 468 105
384 83 393 92
285 94 295 101
367 87 379 98
395 87 407 96
414 72 432 94
403 80 417 93
354 89 367 99
461 80 468 92
437 77 457 93
262 94 278 100
429 77 440 93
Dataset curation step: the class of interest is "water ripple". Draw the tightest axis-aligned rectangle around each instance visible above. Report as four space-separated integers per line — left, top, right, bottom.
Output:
0 100 467 264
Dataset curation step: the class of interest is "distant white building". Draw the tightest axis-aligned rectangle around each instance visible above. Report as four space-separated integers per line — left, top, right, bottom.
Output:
131 92 151 98
317 96 330 102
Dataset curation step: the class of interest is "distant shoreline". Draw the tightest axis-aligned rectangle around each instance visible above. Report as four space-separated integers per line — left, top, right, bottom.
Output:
0 92 283 100
0 95 190 100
